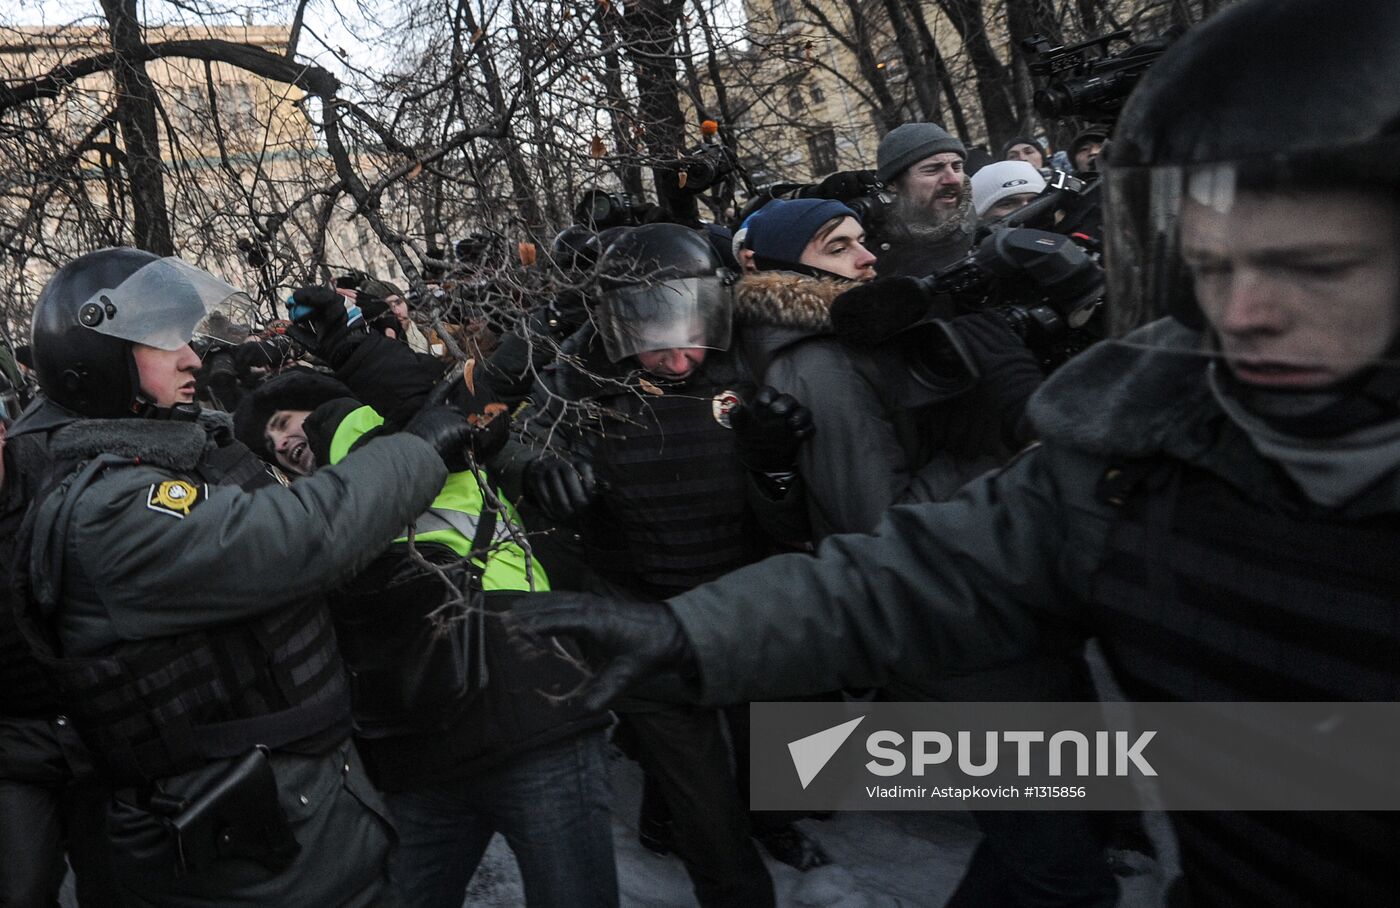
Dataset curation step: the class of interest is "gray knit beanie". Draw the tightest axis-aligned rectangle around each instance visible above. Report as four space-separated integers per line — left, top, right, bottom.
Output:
876 123 967 182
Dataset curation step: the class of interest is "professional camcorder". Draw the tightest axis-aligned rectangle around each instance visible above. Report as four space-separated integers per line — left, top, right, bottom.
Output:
932 227 1105 369
1023 29 1179 122
740 170 895 232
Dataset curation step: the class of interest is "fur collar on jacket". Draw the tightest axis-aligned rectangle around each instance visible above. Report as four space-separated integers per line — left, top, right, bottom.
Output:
1028 318 1216 459
50 416 213 472
733 271 852 333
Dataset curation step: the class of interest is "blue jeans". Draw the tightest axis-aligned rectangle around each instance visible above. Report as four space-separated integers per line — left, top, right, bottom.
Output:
384 731 618 908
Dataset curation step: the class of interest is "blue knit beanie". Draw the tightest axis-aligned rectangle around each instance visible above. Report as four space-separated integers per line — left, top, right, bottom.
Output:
741 198 858 268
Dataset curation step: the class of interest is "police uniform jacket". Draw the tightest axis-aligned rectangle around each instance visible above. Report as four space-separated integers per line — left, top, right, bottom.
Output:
33 410 447 906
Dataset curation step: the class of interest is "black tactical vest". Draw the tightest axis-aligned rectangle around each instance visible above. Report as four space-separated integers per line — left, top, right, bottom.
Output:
14 438 350 787
586 356 758 598
1089 459 1400 908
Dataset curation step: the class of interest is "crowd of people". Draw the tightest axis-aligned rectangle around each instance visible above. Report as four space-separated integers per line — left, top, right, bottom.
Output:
2 0 1398 905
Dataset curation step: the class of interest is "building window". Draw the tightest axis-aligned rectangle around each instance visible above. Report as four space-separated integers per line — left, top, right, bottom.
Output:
808 128 837 177
773 0 796 26
811 85 825 104
787 87 805 115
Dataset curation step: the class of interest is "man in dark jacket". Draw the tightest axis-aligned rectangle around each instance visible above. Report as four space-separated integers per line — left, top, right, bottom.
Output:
511 3 1400 905
734 196 1116 907
234 323 618 908
870 122 975 278
11 249 481 906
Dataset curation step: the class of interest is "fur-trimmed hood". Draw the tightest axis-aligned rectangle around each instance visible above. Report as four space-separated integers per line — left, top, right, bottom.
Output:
733 270 852 333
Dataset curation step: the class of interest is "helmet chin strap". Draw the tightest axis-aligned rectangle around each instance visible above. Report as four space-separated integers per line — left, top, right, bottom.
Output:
751 255 853 283
131 392 202 422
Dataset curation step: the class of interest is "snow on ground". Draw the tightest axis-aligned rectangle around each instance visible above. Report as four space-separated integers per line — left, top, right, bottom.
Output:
460 747 1179 908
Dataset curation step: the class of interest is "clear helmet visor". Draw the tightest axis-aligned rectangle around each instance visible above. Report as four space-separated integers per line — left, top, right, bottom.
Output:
77 257 250 352
597 275 734 363
1103 153 1400 384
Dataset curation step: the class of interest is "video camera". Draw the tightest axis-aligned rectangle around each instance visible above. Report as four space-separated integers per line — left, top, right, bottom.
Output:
676 140 738 196
741 170 896 232
929 227 1105 370
1023 29 1179 122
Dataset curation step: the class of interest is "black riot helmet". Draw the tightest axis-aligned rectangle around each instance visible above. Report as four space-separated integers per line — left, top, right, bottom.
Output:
595 223 735 364
1103 0 1400 335
550 225 598 274
31 248 250 418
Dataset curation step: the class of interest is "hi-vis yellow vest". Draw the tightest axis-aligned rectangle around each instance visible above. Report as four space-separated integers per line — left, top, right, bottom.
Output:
330 406 547 592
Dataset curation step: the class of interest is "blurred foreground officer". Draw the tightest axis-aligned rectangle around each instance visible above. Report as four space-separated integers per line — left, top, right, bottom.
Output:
10 248 479 906
513 3 1400 906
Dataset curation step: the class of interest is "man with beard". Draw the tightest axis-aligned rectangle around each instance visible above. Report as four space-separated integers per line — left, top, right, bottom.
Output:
871 123 975 278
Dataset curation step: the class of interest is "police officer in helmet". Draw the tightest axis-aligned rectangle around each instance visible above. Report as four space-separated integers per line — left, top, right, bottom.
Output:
513 2 1400 905
14 248 483 905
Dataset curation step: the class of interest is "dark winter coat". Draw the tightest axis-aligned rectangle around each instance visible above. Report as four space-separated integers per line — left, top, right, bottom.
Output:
668 318 1400 907
733 271 1012 541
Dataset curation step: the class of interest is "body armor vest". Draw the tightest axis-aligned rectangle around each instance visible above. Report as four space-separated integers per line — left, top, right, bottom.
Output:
1089 459 1400 908
588 361 758 598
15 440 350 787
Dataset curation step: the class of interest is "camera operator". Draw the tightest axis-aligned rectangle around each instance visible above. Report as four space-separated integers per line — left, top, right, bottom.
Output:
870 123 976 278
971 160 1050 228
731 195 1122 907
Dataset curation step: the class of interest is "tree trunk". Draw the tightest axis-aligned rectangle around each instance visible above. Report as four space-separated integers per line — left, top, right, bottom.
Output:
618 0 698 223
880 0 940 122
99 0 173 255
935 0 1020 148
1005 0 1066 134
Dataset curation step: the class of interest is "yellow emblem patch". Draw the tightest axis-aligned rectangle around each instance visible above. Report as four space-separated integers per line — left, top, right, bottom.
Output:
147 480 202 519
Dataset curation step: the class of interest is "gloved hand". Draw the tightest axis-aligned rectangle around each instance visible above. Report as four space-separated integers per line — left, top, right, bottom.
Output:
285 287 368 367
412 373 508 471
401 403 481 470
524 455 598 520
506 592 698 712
729 386 814 473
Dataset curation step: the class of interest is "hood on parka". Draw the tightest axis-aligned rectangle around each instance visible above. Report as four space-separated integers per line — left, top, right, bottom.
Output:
732 271 853 334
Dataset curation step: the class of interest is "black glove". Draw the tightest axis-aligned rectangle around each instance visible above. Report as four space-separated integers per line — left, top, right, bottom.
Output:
506 592 698 712
401 401 480 469
524 456 598 520
285 287 368 367
728 386 814 473
409 374 508 471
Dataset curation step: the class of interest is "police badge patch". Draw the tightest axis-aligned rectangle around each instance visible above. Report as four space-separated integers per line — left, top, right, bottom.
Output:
712 390 741 428
146 479 204 519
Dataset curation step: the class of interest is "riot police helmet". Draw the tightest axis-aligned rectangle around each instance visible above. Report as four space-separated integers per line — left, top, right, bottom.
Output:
1103 0 1400 335
31 248 252 417
594 223 735 364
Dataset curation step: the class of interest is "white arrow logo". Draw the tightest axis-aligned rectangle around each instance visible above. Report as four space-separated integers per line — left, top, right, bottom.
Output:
788 716 865 789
